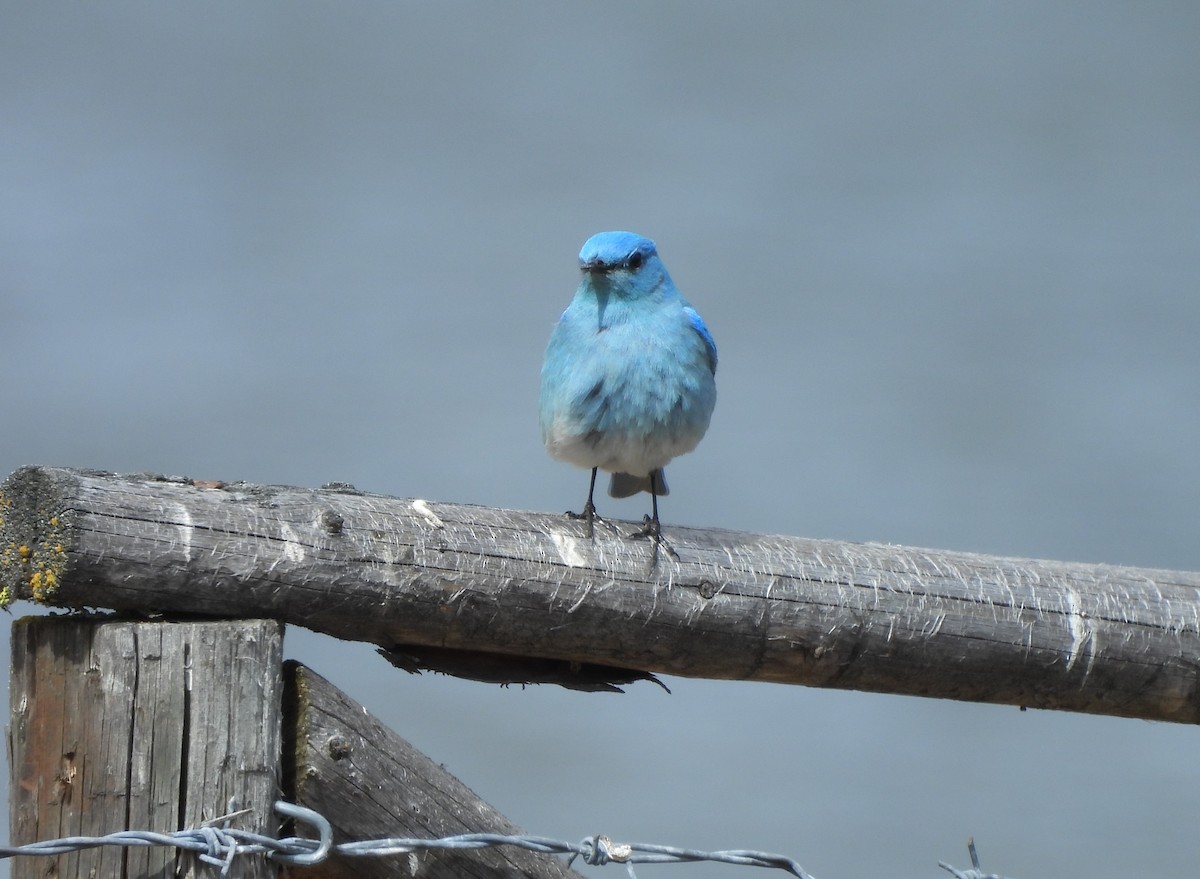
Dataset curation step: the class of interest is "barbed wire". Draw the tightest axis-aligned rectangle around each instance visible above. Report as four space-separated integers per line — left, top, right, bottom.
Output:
0 800 1013 879
939 837 1011 879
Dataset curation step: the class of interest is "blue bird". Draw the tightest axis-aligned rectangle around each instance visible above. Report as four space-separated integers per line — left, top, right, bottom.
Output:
539 231 717 543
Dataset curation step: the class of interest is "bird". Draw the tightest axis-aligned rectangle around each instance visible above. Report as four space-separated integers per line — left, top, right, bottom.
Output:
539 231 717 545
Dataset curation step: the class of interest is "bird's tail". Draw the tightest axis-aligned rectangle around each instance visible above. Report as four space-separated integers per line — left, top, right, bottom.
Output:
609 469 669 498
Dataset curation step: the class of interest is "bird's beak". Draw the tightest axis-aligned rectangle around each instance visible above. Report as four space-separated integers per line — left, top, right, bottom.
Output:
580 258 610 275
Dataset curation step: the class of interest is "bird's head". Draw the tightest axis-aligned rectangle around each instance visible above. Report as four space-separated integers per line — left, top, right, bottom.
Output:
577 231 668 300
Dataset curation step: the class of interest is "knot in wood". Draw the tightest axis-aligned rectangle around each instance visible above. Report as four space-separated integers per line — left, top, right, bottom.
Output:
319 509 345 535
325 734 352 761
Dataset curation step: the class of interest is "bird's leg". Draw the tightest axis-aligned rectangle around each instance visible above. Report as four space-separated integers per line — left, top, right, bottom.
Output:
631 470 679 560
565 467 601 538
644 479 661 538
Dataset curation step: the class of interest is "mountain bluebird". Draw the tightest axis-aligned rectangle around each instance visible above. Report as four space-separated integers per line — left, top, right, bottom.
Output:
539 231 717 543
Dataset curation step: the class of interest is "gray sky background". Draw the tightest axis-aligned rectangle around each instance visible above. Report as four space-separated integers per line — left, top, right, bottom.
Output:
4 3 1199 877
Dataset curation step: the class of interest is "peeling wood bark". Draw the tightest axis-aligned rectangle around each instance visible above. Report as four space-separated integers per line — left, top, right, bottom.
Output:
3 466 1200 722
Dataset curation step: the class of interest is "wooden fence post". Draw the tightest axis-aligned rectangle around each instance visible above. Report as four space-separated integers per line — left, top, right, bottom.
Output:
8 617 283 879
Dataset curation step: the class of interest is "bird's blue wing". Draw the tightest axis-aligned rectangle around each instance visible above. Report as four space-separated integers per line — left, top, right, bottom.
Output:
684 306 718 375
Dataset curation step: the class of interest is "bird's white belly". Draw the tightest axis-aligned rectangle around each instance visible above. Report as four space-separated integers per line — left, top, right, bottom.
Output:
544 416 702 476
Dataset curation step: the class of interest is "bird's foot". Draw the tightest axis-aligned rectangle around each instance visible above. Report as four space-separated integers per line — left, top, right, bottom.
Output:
565 501 616 538
629 515 680 561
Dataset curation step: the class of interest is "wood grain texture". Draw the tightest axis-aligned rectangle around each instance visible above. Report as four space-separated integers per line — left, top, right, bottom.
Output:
4 466 1200 722
8 617 283 878
284 660 584 879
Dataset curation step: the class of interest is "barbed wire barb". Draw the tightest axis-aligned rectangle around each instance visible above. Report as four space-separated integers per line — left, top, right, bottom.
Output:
938 837 1015 879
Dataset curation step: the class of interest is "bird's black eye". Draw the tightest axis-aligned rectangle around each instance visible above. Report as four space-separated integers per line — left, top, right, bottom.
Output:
626 251 644 270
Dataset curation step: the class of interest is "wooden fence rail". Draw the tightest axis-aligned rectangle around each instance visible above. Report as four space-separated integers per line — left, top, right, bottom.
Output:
3 466 1200 722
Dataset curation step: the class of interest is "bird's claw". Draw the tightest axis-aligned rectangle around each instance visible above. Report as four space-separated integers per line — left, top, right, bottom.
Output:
629 516 680 561
565 502 617 538
564 509 594 538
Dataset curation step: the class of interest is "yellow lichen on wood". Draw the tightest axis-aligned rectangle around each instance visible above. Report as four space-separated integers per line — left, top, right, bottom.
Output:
27 515 68 602
0 485 69 607
30 568 60 601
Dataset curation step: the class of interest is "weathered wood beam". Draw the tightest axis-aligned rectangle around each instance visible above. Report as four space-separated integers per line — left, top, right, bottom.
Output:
8 617 282 879
284 660 585 879
3 466 1200 722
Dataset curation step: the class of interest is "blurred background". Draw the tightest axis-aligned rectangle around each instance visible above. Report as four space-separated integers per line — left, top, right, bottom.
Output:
3 3 1199 877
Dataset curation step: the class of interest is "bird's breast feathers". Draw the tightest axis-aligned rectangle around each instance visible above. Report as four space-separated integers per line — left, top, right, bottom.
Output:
540 305 716 476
